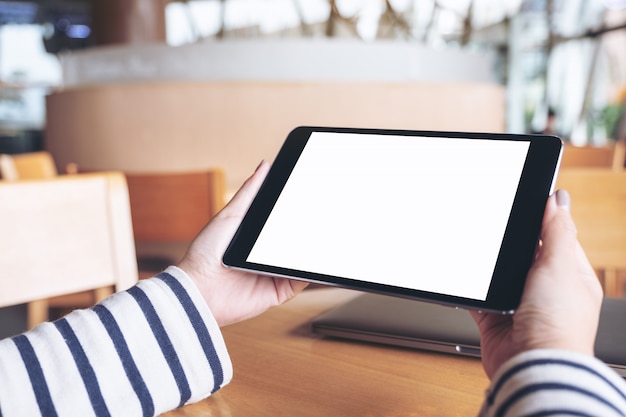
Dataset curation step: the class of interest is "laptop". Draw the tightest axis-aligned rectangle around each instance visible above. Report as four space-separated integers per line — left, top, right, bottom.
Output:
311 293 626 377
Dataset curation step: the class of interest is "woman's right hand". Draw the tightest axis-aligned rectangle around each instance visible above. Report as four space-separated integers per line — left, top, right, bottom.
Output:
471 190 603 378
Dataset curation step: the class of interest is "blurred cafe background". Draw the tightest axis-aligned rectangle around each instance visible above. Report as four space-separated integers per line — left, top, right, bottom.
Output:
0 0 624 153
0 0 625 336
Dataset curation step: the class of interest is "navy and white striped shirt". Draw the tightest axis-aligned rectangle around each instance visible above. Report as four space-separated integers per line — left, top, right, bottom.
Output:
0 267 232 417
1 266 626 416
479 349 626 417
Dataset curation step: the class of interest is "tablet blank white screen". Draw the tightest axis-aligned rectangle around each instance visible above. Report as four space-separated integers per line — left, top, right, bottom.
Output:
247 131 530 300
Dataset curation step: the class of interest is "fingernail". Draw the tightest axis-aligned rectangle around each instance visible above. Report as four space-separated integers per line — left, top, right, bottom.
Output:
255 160 265 173
555 189 570 211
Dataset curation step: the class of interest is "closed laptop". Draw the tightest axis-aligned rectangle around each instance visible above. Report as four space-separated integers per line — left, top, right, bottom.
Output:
312 293 626 377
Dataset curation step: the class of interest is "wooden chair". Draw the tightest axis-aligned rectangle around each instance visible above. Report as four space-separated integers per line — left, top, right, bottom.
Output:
560 144 619 170
0 151 58 180
0 151 122 321
125 169 226 273
0 172 138 328
555 168 626 297
613 139 626 171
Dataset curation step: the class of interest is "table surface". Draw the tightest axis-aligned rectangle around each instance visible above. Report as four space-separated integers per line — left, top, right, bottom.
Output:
161 288 489 417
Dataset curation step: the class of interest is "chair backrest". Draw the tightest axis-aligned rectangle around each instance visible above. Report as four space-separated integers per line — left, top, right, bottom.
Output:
125 169 226 242
0 172 138 308
559 145 618 169
0 151 58 180
555 168 626 296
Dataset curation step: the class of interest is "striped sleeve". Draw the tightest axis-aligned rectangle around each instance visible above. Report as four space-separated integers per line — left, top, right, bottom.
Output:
0 266 233 417
478 349 626 417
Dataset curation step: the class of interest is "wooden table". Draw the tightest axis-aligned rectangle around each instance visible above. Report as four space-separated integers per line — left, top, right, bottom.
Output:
162 288 489 416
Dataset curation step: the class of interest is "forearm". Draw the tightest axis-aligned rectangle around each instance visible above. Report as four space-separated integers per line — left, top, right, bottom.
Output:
0 266 232 417
479 349 626 417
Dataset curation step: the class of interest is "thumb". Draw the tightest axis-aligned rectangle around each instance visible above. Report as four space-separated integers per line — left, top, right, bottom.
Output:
534 190 578 265
528 189 598 299
218 160 270 218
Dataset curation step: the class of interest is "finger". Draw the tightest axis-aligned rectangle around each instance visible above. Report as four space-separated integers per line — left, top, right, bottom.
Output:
469 309 485 326
289 279 310 293
219 160 270 217
540 192 558 235
271 277 310 303
540 190 578 260
550 190 595 278
469 309 510 336
538 190 570 239
532 193 558 260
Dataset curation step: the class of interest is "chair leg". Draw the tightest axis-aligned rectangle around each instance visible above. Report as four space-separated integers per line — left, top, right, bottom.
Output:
28 299 49 329
603 268 620 298
93 286 114 303
27 287 114 330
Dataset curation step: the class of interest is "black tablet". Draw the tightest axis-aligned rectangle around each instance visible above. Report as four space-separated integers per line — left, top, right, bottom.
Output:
223 126 563 313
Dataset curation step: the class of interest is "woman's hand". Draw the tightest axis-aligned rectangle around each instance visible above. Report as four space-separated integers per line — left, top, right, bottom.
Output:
471 190 602 378
178 161 309 327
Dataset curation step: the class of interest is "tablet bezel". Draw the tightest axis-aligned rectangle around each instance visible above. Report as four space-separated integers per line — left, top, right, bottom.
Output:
223 126 563 313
